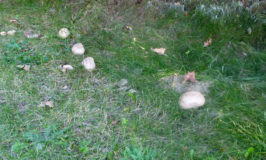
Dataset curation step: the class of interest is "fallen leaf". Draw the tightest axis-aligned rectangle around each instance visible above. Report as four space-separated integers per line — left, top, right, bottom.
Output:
23 65 31 71
182 71 197 84
16 65 30 71
9 19 17 23
204 38 212 47
111 120 119 125
124 25 132 31
45 101 54 108
151 48 166 55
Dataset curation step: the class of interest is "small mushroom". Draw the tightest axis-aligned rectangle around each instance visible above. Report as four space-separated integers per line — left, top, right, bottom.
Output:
60 64 74 73
0 31 6 36
7 30 16 36
72 43 85 55
179 91 205 109
58 28 70 39
82 57 96 72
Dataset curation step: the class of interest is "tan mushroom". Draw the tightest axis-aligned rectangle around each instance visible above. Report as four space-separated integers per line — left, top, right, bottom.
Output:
58 28 70 39
72 43 85 55
82 57 96 72
179 91 205 109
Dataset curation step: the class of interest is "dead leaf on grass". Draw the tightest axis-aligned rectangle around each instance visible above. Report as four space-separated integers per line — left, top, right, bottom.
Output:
151 48 166 55
182 71 197 84
16 65 30 71
39 101 54 108
111 120 119 125
204 38 212 47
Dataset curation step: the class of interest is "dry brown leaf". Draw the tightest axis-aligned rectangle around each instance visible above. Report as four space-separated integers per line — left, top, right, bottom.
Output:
182 71 197 84
111 120 119 125
9 19 17 23
16 65 30 71
151 48 166 55
204 38 212 47
124 25 132 31
45 101 54 108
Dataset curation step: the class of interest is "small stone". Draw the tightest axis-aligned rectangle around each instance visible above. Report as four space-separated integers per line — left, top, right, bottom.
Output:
179 91 205 109
72 43 85 55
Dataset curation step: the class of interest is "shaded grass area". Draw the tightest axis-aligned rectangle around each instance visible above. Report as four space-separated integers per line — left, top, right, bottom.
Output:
0 1 265 159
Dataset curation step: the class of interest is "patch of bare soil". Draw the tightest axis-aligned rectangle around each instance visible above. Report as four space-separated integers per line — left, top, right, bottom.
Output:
161 74 211 94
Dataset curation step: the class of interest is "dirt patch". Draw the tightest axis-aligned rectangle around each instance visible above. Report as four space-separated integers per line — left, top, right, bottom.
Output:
161 74 211 94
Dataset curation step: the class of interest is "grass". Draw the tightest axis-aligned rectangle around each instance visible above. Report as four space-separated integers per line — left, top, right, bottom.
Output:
0 0 265 159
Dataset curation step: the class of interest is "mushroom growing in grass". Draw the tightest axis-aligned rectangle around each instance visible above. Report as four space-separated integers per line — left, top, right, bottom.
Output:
7 30 16 36
58 28 70 39
179 91 205 109
0 32 6 36
72 43 85 55
60 64 74 73
82 57 96 75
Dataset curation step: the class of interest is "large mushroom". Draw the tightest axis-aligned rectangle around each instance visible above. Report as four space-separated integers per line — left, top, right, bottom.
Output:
72 43 85 55
58 28 70 39
179 91 205 109
82 57 96 72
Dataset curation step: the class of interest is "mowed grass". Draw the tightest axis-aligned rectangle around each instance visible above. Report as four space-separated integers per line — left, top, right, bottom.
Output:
0 1 265 159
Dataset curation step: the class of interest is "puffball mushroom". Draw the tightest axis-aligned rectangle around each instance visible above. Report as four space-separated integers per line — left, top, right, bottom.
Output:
0 31 6 36
7 30 16 36
179 91 205 109
82 57 96 72
58 28 70 39
72 43 85 55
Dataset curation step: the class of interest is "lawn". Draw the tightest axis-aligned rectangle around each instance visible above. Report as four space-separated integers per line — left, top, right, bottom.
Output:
0 0 265 159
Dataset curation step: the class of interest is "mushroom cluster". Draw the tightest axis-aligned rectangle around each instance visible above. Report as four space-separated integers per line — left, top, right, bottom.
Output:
57 28 96 74
0 30 16 36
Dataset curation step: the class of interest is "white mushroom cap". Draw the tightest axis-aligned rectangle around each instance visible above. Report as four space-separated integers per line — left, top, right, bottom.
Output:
82 57 96 72
58 28 70 39
0 31 6 36
60 64 74 73
179 91 205 109
7 30 16 36
72 43 85 55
